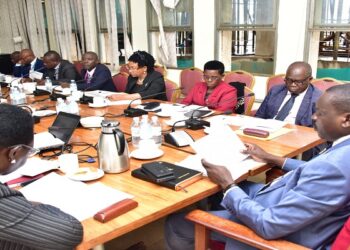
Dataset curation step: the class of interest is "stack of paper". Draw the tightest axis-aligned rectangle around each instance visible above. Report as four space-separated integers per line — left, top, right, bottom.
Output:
20 172 133 221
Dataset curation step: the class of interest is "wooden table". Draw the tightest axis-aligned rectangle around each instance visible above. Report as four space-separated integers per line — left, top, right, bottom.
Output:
25 95 323 249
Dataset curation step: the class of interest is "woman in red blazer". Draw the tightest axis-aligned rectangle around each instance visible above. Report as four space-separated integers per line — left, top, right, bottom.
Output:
181 60 237 112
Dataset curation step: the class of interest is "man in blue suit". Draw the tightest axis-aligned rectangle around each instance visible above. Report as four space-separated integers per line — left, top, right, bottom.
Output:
255 61 322 127
77 51 116 92
14 49 44 81
165 84 350 249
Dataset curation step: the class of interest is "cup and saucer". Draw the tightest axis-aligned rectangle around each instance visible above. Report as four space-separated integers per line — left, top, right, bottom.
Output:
89 96 108 108
130 140 164 160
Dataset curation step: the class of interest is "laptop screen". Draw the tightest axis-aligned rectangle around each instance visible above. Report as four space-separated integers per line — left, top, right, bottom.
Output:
48 112 81 144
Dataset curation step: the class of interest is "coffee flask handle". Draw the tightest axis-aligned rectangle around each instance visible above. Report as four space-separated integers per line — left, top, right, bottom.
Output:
113 128 125 155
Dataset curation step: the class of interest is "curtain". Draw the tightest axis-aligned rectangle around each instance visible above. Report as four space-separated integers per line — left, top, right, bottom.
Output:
120 0 133 60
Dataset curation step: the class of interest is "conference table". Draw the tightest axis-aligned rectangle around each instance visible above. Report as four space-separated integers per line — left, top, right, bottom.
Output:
11 93 324 249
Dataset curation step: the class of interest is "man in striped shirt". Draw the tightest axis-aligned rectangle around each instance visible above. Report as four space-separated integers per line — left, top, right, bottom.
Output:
0 104 83 249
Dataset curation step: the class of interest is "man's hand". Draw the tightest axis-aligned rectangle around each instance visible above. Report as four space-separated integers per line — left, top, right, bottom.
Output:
201 159 234 189
242 143 285 166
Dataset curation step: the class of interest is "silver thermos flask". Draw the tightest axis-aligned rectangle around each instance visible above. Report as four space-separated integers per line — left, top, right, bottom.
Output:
98 120 129 173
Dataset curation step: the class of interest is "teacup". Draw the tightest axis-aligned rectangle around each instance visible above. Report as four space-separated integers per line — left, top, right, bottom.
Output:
93 96 106 106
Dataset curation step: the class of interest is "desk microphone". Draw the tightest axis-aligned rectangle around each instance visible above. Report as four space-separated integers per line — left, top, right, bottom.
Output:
9 66 46 88
185 92 255 130
124 88 182 117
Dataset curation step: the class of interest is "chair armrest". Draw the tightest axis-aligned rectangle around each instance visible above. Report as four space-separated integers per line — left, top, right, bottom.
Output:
186 209 310 250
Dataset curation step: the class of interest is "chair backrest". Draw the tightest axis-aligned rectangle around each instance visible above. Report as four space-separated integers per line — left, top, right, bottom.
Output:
165 78 181 102
74 61 83 75
154 64 167 77
112 72 129 92
243 87 255 116
179 67 203 96
119 64 129 74
311 77 343 92
266 73 285 93
224 70 255 90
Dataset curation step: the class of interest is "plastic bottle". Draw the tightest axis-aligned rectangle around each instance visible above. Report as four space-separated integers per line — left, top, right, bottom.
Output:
56 98 65 114
45 77 53 92
9 86 20 105
139 115 153 148
131 117 141 148
17 84 26 104
70 80 77 92
66 96 79 115
151 116 162 147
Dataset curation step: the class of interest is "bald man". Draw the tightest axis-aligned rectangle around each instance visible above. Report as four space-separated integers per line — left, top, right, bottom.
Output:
78 51 116 91
13 49 44 80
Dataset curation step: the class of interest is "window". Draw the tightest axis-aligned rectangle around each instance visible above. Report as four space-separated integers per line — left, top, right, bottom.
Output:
148 0 193 68
217 0 276 74
310 0 350 81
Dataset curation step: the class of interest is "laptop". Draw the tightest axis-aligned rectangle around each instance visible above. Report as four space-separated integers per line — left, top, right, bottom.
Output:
34 112 81 151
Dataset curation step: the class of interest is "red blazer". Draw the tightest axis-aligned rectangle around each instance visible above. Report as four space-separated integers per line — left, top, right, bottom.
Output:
181 81 237 112
332 217 350 250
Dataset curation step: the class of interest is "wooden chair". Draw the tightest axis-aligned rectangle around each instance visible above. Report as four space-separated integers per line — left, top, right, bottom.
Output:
154 64 167 77
242 87 255 116
311 77 343 92
112 72 129 92
186 209 311 250
165 78 181 102
179 67 203 100
73 61 83 75
224 70 255 90
266 74 285 93
119 64 129 74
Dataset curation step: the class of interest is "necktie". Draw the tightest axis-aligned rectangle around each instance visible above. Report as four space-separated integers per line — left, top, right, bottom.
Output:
275 94 298 121
54 68 59 80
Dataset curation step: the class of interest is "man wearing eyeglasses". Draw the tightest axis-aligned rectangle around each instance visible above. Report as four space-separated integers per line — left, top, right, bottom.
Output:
0 104 83 249
255 61 322 127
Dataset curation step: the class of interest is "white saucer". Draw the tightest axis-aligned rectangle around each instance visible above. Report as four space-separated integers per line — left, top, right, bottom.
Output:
33 110 57 117
67 167 104 181
88 103 108 108
165 120 186 127
130 149 164 160
80 116 104 128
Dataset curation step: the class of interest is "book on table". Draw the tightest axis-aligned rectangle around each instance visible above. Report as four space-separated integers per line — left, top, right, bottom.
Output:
131 161 203 191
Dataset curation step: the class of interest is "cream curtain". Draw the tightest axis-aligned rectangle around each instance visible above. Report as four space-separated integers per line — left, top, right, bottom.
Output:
120 0 133 60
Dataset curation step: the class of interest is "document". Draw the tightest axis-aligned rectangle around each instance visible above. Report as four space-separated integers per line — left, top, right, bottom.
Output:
20 172 133 221
34 132 64 150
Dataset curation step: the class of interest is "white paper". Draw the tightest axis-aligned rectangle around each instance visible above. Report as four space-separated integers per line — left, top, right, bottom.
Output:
107 99 141 106
84 90 116 98
19 157 59 177
34 132 64 150
190 125 248 168
29 71 43 80
0 167 23 184
20 172 133 221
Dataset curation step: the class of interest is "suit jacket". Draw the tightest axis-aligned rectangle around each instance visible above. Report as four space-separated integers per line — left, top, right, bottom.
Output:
181 81 237 112
255 84 322 127
13 58 44 77
125 70 167 100
222 138 350 249
43 60 81 84
78 64 116 92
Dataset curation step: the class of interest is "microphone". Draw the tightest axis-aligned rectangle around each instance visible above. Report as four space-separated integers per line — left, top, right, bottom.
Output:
124 88 182 117
78 77 99 104
185 92 255 130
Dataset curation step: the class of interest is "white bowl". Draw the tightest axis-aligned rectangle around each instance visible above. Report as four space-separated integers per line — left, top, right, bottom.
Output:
80 116 104 128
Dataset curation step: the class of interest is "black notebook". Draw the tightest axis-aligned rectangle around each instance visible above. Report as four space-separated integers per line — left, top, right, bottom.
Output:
131 161 202 191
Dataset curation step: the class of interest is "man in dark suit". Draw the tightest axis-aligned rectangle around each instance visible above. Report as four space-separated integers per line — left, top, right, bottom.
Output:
255 61 322 127
13 49 44 81
78 51 116 91
40 50 81 85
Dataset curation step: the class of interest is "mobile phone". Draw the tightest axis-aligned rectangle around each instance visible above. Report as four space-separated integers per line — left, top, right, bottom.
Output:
141 161 175 179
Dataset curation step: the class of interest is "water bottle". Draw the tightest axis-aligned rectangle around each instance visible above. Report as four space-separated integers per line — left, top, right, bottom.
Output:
139 115 153 149
10 87 20 105
131 117 141 148
66 96 79 115
151 116 162 147
56 98 65 114
17 84 26 104
45 77 53 92
70 80 77 92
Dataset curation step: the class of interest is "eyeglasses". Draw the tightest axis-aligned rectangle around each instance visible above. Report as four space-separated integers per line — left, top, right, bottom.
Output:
127 66 140 71
203 75 221 81
284 76 310 85
9 144 40 157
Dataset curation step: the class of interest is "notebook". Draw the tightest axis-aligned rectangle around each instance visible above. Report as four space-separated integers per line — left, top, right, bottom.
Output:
34 112 81 150
131 161 202 191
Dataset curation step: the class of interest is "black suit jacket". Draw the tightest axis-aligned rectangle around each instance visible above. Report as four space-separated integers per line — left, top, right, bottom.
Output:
43 60 81 84
79 64 116 91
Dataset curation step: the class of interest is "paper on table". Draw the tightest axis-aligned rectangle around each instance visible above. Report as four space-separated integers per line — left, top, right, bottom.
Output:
34 132 64 150
107 99 141 106
84 90 116 98
29 71 43 80
19 157 59 177
240 119 286 133
0 167 23 184
190 125 248 168
20 172 133 221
